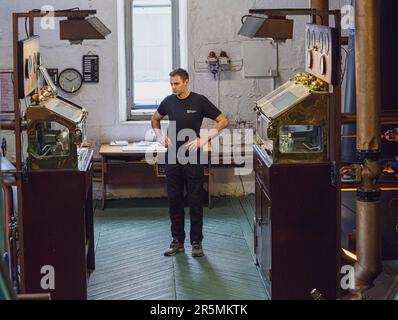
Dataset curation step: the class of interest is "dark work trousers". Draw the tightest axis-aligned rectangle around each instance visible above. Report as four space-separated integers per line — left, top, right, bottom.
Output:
165 163 204 244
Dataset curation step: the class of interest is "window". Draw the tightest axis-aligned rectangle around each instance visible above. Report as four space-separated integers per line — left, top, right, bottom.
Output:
126 0 180 120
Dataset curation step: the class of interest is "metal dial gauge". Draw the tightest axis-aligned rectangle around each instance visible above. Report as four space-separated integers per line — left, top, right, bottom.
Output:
320 55 327 75
306 29 311 49
319 32 324 54
25 56 33 79
324 33 330 55
307 50 313 69
311 30 316 49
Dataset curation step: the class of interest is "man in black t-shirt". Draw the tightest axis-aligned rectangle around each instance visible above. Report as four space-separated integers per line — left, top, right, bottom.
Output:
151 68 229 257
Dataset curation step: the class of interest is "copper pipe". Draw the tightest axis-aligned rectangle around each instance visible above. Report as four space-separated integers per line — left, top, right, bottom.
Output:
12 12 25 294
353 199 382 291
311 0 329 25
0 121 16 131
342 112 398 125
249 9 335 15
0 120 27 131
355 1 381 152
353 0 382 295
12 13 22 173
29 17 34 36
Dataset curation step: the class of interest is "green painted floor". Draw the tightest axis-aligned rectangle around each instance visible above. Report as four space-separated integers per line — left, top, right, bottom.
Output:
87 197 269 300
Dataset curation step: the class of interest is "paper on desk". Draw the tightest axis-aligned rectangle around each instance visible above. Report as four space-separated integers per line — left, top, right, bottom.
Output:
122 142 167 152
110 140 128 146
136 141 154 146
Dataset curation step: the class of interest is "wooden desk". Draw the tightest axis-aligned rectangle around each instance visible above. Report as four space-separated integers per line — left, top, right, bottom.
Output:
99 143 212 209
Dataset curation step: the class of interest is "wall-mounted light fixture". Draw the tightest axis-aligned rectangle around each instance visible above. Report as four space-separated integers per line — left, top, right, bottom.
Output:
238 15 293 40
59 11 111 45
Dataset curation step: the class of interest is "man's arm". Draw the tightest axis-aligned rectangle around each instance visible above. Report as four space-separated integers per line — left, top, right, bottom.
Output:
151 111 172 147
205 113 229 142
187 113 229 152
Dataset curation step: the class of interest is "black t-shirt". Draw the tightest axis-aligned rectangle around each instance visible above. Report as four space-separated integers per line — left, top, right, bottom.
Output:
157 92 221 145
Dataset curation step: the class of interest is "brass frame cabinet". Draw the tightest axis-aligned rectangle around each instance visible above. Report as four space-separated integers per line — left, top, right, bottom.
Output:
254 145 338 299
20 152 94 300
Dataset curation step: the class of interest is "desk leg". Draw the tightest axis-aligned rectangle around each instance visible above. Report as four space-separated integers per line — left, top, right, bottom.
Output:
101 156 106 210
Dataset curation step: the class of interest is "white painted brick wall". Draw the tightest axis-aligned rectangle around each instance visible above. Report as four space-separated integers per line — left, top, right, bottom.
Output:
0 0 343 198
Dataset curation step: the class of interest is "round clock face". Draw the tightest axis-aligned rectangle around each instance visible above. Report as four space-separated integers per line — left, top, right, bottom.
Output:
58 68 83 93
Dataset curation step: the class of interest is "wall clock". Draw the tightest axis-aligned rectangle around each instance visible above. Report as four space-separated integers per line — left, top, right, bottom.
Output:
58 68 83 93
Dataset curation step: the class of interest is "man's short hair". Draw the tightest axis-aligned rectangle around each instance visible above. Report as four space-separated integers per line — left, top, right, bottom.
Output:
169 68 189 81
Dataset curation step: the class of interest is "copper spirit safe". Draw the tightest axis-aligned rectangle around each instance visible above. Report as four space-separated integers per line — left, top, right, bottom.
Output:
26 67 88 170
22 70 94 299
253 71 338 299
14 34 95 299
255 73 329 164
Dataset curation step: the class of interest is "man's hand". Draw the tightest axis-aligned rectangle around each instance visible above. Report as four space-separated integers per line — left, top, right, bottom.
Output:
186 137 208 152
158 136 173 147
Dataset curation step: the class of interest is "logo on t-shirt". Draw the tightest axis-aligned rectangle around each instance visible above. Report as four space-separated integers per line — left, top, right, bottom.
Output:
187 109 197 114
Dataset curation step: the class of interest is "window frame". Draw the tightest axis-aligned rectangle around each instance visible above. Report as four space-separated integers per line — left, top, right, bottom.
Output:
125 0 180 120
